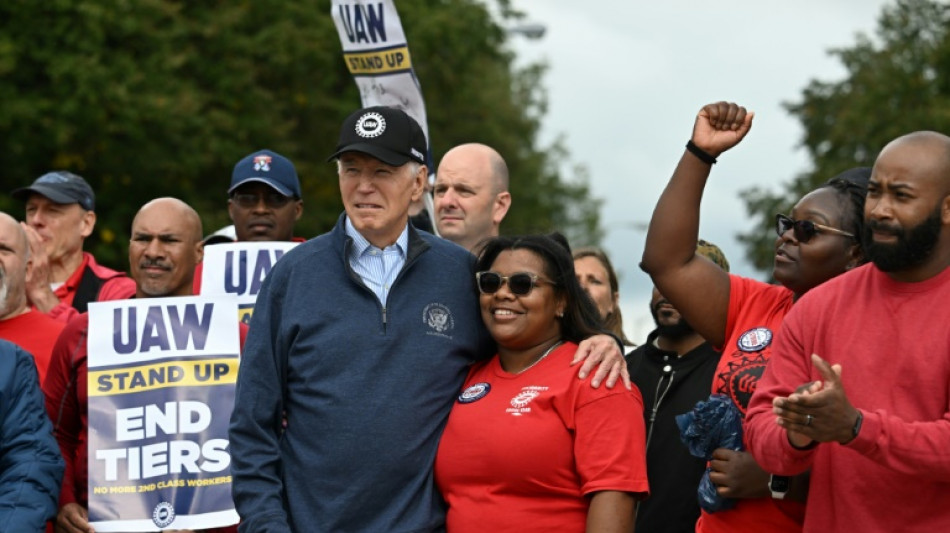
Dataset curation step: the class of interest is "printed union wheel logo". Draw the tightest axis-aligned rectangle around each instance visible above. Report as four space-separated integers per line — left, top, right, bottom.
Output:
510 390 540 408
152 501 176 528
355 112 386 138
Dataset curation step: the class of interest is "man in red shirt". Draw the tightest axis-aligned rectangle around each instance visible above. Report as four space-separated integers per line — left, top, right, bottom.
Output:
746 131 950 532
45 197 241 533
0 211 65 380
12 171 135 322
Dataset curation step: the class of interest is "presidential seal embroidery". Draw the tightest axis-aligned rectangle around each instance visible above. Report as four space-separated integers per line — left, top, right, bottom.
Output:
423 303 454 335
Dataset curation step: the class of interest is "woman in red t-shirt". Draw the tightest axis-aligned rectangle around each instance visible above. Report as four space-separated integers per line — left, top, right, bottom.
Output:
436 233 649 532
640 101 869 533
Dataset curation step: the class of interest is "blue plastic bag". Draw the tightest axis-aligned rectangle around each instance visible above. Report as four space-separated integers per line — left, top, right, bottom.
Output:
675 394 744 513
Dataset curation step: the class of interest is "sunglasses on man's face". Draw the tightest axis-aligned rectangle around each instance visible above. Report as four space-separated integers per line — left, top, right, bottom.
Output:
774 214 854 243
475 271 555 296
231 191 295 209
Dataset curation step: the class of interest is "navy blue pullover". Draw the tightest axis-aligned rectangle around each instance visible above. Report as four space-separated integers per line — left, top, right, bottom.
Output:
229 215 493 532
0 340 64 531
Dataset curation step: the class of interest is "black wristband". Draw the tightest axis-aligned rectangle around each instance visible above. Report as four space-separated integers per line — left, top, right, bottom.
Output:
686 140 717 165
851 411 863 439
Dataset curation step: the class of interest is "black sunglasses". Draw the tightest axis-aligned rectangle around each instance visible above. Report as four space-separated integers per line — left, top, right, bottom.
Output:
775 214 854 243
476 271 555 296
231 191 295 209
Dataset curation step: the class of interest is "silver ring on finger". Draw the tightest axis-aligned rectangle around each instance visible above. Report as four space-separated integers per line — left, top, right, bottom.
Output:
805 414 814 426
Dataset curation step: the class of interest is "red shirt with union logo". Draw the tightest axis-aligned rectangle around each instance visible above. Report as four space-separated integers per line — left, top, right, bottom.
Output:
434 342 649 532
696 275 803 533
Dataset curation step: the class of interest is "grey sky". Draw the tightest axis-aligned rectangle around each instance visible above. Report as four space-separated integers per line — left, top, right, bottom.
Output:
507 0 892 342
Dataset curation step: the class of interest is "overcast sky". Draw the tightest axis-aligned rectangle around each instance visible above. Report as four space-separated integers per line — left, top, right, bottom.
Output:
505 0 893 342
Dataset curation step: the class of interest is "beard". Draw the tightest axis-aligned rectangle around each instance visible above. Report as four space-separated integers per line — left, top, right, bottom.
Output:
650 301 695 340
863 204 942 272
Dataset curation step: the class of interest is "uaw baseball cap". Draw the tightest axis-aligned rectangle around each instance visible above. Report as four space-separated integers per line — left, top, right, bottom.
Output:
12 171 96 211
327 106 427 166
229 149 301 198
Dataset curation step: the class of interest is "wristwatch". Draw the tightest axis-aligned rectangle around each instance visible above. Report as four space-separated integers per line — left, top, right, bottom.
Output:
769 475 790 500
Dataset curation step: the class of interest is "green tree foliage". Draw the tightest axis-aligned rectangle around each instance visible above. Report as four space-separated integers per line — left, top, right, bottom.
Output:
738 0 950 272
0 0 601 268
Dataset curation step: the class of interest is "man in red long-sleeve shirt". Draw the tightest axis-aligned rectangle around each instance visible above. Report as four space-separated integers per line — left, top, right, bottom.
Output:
745 131 950 532
12 171 135 323
44 197 242 533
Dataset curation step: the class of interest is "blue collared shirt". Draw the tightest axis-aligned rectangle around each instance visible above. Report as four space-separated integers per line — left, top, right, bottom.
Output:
344 217 408 307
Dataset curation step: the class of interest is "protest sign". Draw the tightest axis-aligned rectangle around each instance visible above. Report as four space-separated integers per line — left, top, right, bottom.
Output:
200 241 299 324
331 0 430 146
87 296 240 531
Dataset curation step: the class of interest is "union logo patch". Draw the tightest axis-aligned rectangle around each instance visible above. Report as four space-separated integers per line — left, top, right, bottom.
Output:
737 327 773 352
355 112 386 138
458 382 490 403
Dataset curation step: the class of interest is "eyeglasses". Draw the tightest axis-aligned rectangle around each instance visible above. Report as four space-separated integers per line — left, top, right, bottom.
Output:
231 192 295 209
475 271 555 296
775 214 854 243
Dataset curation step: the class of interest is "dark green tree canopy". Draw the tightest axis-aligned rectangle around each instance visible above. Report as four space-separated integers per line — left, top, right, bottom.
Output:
738 0 950 273
0 0 601 268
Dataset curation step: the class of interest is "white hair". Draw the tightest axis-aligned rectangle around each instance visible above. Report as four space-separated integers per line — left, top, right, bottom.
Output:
336 158 424 178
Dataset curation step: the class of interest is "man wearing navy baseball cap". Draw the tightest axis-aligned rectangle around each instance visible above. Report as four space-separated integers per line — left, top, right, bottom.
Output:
230 105 629 533
192 149 306 295
227 149 303 242
11 171 134 323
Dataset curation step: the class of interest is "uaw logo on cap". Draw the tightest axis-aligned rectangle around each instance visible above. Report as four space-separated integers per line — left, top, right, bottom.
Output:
355 112 386 138
737 327 773 352
458 382 491 403
152 501 176 528
253 155 272 172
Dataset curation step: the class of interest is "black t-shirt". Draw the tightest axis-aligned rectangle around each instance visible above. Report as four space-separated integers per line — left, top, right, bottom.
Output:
627 331 722 533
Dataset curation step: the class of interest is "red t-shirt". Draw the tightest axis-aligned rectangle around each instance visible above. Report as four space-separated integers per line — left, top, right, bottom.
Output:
0 309 65 381
696 275 803 533
435 342 649 532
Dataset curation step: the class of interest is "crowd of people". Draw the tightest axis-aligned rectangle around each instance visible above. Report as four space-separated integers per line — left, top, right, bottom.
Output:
1 100 948 533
